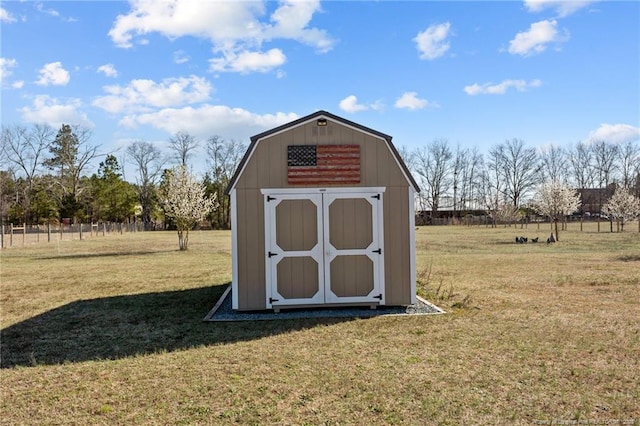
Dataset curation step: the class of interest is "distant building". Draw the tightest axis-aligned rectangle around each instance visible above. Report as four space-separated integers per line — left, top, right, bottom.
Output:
575 183 616 215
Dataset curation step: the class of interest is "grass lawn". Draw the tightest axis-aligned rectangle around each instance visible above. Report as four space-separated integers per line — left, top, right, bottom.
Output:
1 223 639 425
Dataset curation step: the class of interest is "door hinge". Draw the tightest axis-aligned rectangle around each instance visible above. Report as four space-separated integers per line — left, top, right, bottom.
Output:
371 194 380 200
266 195 276 202
268 251 278 258
374 294 383 300
269 297 279 303
372 248 382 254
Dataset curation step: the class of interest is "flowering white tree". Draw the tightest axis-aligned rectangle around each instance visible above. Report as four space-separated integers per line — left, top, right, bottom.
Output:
602 185 640 232
494 202 519 226
532 181 581 241
160 166 218 250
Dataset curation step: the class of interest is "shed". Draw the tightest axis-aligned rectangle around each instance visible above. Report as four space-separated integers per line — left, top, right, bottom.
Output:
225 110 420 311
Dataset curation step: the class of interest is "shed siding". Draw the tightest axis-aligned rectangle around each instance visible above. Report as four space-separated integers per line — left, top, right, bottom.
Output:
384 186 410 305
234 120 412 310
236 188 266 310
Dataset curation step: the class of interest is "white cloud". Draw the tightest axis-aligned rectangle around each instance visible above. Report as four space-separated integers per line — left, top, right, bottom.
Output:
108 0 333 74
524 0 595 17
12 81 25 89
209 48 286 73
93 75 213 114
464 79 542 95
33 2 76 22
173 50 190 64
0 58 18 82
97 64 118 78
36 2 60 17
20 95 93 127
1 7 16 23
414 22 452 60
119 104 298 141
395 92 439 110
588 123 640 144
508 20 568 56
36 62 70 86
263 0 333 53
339 95 370 113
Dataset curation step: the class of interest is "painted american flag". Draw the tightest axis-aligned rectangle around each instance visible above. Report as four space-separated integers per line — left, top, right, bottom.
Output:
287 144 361 185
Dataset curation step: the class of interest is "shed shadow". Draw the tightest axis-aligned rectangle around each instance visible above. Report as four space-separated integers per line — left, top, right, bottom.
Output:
1 283 353 369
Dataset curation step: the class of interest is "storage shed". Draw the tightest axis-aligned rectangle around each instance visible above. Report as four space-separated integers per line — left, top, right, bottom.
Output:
225 110 420 311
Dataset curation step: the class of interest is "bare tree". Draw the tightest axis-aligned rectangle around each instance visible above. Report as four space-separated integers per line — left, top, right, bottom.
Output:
205 135 245 229
497 138 541 209
452 145 482 214
617 140 639 194
539 144 568 184
568 141 595 189
478 149 503 227
591 140 619 189
1 124 55 222
126 140 167 230
168 131 199 167
414 139 452 218
396 144 417 178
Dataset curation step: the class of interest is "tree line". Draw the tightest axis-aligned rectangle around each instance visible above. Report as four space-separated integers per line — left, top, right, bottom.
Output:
2 123 639 231
407 137 640 228
1 124 244 231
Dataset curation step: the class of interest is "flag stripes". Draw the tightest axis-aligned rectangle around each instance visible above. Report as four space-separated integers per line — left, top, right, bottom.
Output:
287 144 361 185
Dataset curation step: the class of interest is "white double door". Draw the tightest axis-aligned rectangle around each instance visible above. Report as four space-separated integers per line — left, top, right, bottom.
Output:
263 188 385 308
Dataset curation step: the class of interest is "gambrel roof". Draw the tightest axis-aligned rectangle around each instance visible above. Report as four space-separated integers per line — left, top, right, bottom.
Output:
225 110 420 194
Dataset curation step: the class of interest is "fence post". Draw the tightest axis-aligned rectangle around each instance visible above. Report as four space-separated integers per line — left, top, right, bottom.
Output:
48 223 51 242
79 222 83 240
103 222 106 236
10 223 13 247
23 223 26 246
1 225 4 249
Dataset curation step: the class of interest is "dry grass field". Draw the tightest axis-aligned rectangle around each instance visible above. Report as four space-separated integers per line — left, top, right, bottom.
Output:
1 223 639 425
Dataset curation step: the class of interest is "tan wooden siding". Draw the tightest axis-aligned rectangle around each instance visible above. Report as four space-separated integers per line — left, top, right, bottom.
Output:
235 188 266 310
276 200 318 251
383 186 410 305
328 198 373 250
277 257 319 299
330 255 374 297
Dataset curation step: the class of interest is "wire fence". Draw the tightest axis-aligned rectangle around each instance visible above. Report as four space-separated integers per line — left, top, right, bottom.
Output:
0 222 145 249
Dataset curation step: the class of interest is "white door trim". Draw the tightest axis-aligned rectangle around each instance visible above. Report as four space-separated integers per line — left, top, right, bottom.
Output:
261 187 385 196
323 190 385 304
264 193 324 308
263 187 386 308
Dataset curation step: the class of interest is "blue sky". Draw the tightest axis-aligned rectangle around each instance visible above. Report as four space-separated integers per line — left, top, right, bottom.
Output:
1 0 639 175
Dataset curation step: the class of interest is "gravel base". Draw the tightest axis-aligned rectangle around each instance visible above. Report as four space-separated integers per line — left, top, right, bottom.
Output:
204 286 445 322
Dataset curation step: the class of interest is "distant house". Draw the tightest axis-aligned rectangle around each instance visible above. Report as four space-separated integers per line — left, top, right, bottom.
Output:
576 183 617 215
